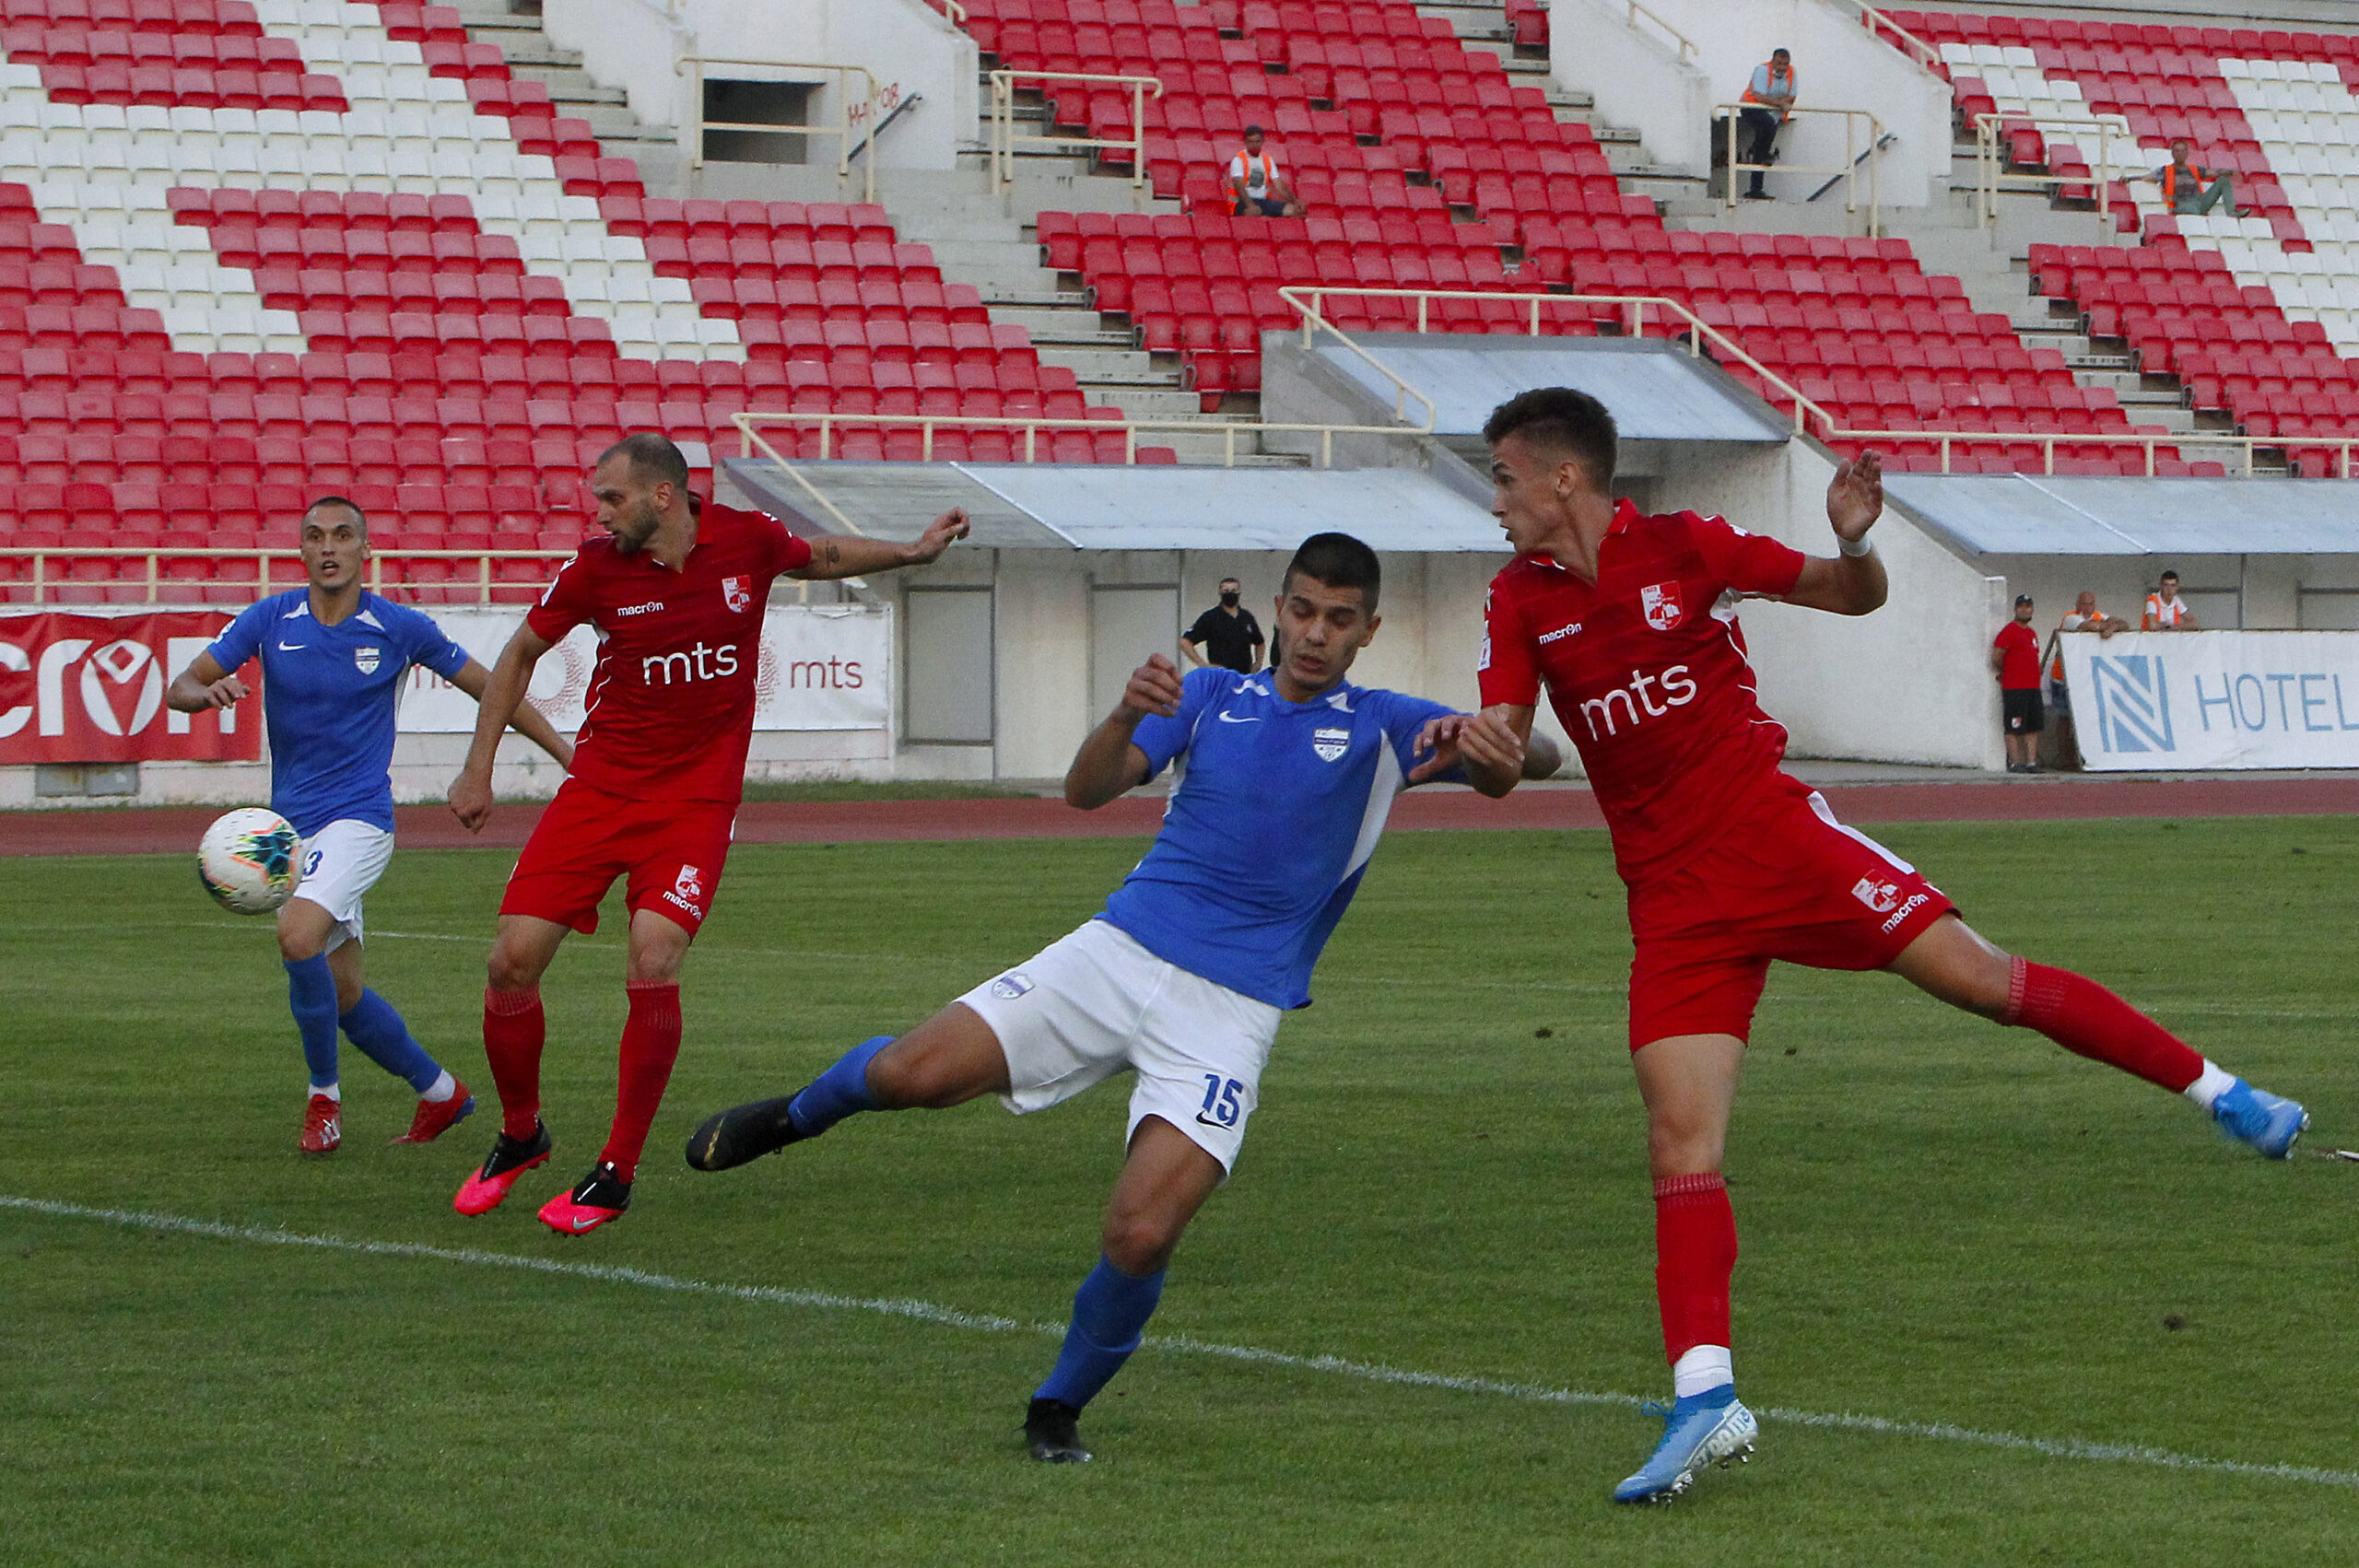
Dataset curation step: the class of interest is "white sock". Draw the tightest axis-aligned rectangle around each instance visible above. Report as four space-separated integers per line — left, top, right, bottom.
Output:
1672 1345 1734 1399
311 1082 341 1102
420 1071 457 1104
2183 1060 2237 1111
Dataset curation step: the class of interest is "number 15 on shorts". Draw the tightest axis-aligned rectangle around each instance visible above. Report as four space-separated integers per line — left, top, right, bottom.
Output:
1197 1074 1245 1129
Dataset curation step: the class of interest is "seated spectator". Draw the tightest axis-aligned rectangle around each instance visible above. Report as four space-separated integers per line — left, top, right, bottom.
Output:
1739 49 1796 201
2143 569 2200 630
2149 140 2239 217
2044 591 2127 768
1228 126 1303 218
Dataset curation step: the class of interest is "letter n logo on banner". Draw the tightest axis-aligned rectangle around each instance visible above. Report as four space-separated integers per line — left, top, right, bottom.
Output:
2088 655 2176 753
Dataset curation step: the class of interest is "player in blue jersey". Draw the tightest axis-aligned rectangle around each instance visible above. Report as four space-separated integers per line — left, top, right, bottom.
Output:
167 497 573 1155
683 532 1553 1462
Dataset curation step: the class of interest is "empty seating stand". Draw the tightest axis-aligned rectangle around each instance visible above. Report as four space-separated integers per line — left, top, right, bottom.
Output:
1874 9 2359 473
0 0 1124 603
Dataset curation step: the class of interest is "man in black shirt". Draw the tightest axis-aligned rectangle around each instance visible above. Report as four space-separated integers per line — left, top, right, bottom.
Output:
1182 578 1264 673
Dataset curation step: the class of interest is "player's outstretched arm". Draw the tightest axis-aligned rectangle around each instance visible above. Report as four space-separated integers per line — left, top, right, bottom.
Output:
448 622 555 832
791 508 971 581
451 658 574 772
1065 653 1180 810
1412 704 1542 796
1782 451 1890 616
165 651 248 713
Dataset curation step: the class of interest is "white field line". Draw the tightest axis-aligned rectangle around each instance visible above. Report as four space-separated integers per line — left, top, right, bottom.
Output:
4 1193 2353 1493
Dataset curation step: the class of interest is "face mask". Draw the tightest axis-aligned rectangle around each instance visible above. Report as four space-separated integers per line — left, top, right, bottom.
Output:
1220 591 1239 608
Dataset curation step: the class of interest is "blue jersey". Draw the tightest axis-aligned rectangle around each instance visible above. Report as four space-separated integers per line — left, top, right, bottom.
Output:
205 590 471 837
1100 666 1460 1010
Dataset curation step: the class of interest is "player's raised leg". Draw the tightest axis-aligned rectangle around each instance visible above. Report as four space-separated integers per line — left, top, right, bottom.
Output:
537 907 696 1235
1615 1032 1760 1504
321 937 474 1145
686 999 1013 1170
454 914 569 1215
1887 915 2309 1156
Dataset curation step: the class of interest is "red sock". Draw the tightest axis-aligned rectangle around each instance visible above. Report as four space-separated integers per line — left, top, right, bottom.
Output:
1655 1172 1737 1366
2001 958 2204 1093
483 987 545 1141
598 981 682 1184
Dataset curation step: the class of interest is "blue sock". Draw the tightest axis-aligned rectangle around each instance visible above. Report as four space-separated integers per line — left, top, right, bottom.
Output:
339 989 442 1094
1034 1255 1167 1410
285 955 340 1092
785 1036 892 1138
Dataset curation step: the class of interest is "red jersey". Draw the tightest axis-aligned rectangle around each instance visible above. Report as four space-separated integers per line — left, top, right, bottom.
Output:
1992 620 2040 690
527 501 814 803
1480 499 1808 885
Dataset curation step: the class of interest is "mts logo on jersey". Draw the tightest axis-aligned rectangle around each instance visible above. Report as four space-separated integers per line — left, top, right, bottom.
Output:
1640 582 1684 631
1579 665 1699 739
640 642 742 685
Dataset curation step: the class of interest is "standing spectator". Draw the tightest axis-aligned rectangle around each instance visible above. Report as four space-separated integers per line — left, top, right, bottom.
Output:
1227 126 1302 217
1183 577 1264 673
1738 49 1796 200
2143 569 2200 630
2044 591 2127 769
2149 140 2239 217
1991 592 2043 773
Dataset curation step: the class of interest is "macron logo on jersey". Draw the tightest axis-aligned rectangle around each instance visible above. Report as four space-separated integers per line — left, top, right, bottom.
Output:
1579 665 1700 739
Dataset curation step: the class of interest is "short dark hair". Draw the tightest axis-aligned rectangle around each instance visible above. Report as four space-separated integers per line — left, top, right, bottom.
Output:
1244 124 1263 136
1483 386 1618 487
599 432 691 493
1218 576 1240 587
2160 568 2180 582
1283 532 1379 609
1772 46 1790 56
303 495 366 534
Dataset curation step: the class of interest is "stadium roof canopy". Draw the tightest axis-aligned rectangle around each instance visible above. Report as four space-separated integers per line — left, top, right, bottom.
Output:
1309 335 1794 444
724 461 1509 552
1886 474 2359 556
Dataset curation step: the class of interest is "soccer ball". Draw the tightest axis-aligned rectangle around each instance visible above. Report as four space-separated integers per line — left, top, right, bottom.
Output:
198 807 303 915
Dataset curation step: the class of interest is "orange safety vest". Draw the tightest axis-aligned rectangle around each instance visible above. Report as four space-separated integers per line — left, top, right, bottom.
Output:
1232 148 1276 193
2161 161 2205 203
1742 63 1794 107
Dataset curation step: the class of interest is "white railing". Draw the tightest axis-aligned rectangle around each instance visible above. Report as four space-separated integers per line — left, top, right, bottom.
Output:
0 546 574 605
676 56 881 201
1836 0 1944 76
732 407 1436 471
1719 104 1885 235
1972 111 2133 240
1275 285 2359 478
1622 0 1696 63
990 69 1162 194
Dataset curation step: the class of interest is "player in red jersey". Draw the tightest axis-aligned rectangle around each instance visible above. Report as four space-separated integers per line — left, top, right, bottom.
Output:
444 433 970 1235
1445 388 2310 1504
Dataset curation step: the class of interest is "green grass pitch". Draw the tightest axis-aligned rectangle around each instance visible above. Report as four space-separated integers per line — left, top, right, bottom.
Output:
2 816 2354 1565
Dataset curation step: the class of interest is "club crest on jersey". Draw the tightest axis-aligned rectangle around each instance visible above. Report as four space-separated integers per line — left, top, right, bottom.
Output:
675 864 703 901
722 576 752 614
990 971 1035 1000
1640 582 1684 631
1850 876 1901 915
353 645 381 675
1312 725 1352 762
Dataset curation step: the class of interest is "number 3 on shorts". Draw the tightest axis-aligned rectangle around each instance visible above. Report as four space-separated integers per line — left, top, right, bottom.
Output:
1197 1073 1244 1129
304 848 323 878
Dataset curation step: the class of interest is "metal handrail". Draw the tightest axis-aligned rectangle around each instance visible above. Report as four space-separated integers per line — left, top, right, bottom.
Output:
1972 111 2133 240
0 545 574 605
1275 285 2359 478
733 406 1436 471
1719 103 1884 235
676 55 881 200
1621 0 1696 63
1837 0 1944 75
990 69 1162 195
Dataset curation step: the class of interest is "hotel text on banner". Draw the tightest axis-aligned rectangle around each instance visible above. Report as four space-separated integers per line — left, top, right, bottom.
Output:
399 603 891 734
2061 630 2359 770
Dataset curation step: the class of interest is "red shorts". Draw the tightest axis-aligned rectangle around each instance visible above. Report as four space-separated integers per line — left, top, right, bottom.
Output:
1625 788 1953 1049
500 779 737 937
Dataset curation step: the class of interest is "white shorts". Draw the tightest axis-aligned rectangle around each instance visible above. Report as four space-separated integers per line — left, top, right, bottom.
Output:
956 919 1283 1174
291 820 394 954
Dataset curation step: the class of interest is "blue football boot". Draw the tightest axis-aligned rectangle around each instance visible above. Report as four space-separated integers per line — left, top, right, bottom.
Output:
2212 1080 2308 1159
1613 1387 1758 1504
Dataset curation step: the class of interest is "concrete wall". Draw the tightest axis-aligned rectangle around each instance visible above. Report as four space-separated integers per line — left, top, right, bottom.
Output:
1551 0 1716 176
1629 0 1954 207
1654 439 2011 769
545 0 976 170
